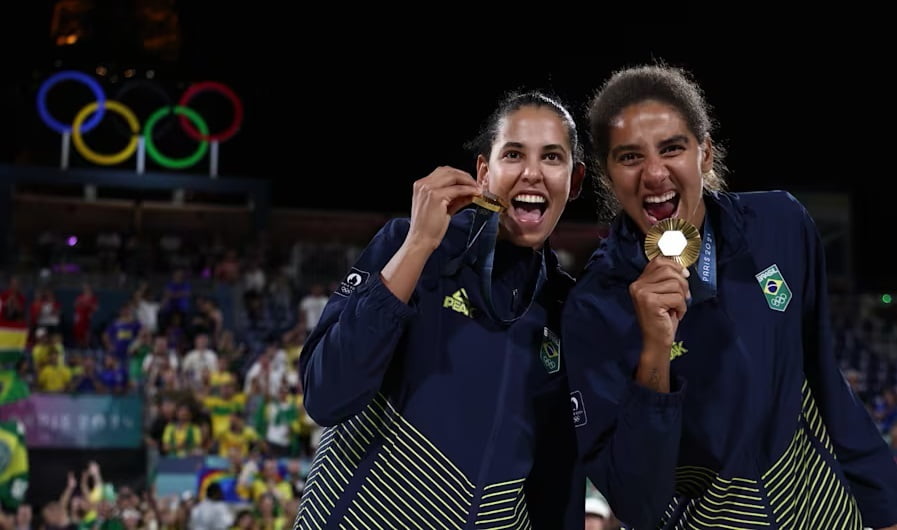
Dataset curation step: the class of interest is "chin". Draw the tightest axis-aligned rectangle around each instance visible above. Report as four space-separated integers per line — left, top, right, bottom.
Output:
514 231 548 249
628 214 651 235
501 225 545 249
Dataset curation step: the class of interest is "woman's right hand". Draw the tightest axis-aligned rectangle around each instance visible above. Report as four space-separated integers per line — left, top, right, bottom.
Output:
407 167 480 251
629 257 691 355
380 167 479 303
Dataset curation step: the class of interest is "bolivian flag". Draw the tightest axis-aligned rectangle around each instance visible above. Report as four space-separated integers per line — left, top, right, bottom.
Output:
0 323 26 365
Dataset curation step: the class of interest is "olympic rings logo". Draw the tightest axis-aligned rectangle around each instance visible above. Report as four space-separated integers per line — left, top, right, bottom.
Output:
770 293 789 306
37 70 243 170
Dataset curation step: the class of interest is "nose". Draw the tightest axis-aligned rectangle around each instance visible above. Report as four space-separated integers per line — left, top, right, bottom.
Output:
520 156 543 184
643 154 670 188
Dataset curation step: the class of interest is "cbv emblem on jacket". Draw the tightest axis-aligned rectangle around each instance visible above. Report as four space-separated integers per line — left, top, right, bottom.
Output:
755 264 792 312
444 288 475 318
540 327 560 374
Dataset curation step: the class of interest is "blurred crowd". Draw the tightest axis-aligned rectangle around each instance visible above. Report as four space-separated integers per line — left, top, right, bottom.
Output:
0 461 301 530
1 235 339 529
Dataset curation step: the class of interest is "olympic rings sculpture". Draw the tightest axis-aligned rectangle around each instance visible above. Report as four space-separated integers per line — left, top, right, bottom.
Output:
37 70 243 170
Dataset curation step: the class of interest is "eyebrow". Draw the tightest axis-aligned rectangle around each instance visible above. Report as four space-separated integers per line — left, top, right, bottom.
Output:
500 141 568 153
610 143 641 158
542 144 568 153
610 134 690 157
658 135 690 149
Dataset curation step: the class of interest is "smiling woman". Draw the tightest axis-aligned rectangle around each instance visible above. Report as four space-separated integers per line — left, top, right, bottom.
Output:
564 63 897 530
293 90 593 529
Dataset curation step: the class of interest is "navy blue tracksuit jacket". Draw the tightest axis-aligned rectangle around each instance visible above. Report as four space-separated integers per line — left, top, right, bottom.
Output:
565 191 897 529
295 210 586 529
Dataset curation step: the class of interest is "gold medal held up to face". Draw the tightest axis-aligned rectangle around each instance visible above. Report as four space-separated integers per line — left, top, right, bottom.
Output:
644 218 701 268
472 191 508 213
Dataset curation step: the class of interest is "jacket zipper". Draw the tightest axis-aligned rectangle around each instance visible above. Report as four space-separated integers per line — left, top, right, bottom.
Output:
465 337 514 527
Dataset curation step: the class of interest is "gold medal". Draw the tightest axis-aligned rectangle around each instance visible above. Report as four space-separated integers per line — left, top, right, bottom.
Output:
472 190 508 213
644 217 701 268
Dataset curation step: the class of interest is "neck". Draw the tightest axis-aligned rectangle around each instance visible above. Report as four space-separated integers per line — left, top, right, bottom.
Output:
691 200 707 234
496 230 545 253
493 238 540 267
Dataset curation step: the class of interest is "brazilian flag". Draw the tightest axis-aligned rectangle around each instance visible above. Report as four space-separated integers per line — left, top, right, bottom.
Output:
0 371 29 406
0 420 28 510
764 278 784 295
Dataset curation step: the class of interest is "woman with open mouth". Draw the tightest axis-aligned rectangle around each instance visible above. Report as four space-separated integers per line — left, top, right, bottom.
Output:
564 63 897 530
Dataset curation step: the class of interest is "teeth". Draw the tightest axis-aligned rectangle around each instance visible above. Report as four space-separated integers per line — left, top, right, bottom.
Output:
644 191 677 204
513 194 546 204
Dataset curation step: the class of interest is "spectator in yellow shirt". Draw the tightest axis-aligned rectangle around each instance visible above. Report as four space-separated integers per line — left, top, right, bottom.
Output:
31 328 65 369
162 404 203 457
203 380 245 438
254 492 287 530
216 413 258 459
37 349 71 392
252 458 293 503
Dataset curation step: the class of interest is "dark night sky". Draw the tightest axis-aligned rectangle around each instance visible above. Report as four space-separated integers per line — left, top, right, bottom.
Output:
2 4 893 289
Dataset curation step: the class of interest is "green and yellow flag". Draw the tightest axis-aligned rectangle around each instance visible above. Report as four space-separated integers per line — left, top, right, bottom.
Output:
0 322 29 407
0 372 29 406
0 420 28 510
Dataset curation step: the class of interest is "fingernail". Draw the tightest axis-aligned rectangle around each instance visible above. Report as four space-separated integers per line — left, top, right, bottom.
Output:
683 268 690 278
